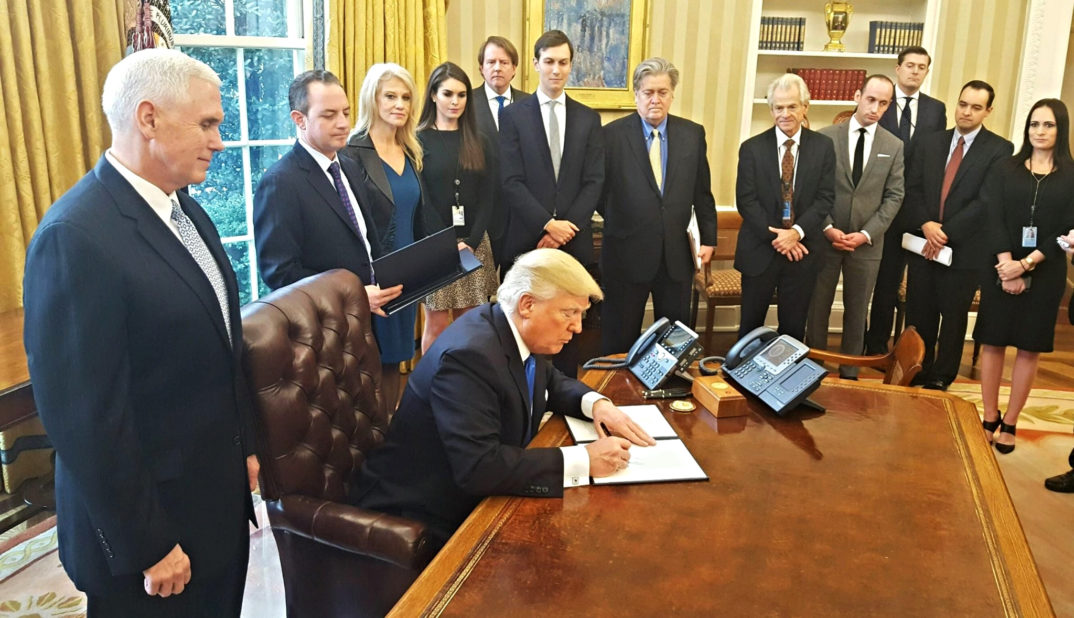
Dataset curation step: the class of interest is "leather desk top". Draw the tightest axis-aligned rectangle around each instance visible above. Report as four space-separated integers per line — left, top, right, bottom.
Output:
391 369 1053 617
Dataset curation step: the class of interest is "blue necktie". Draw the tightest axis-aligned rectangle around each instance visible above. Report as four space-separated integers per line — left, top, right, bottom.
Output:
495 95 506 111
524 355 536 442
327 161 361 233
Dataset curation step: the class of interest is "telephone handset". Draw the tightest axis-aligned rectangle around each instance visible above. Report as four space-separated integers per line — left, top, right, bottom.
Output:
722 327 827 416
582 317 702 389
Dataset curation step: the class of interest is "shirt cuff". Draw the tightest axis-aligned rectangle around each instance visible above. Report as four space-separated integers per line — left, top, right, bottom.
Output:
792 224 805 240
580 392 607 419
861 230 872 244
561 445 591 487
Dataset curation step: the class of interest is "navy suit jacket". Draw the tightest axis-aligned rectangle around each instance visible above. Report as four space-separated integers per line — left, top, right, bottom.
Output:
600 113 717 283
734 127 837 276
472 84 529 247
471 84 528 139
352 303 591 540
23 156 255 596
498 93 605 265
904 127 1013 270
254 141 381 289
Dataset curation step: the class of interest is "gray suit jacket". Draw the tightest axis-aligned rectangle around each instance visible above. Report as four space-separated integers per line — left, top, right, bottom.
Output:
818 122 905 260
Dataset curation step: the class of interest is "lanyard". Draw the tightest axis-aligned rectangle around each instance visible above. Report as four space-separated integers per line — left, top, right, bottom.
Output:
1028 168 1051 227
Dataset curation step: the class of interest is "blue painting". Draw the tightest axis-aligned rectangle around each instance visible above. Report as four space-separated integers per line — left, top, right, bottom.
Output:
545 0 632 89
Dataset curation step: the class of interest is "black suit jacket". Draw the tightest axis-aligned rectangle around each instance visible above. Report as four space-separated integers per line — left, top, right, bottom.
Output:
734 127 836 276
253 141 381 289
498 93 605 265
879 91 947 154
472 84 529 247
600 113 717 283
904 127 1014 270
341 133 444 254
471 83 528 139
22 156 256 596
352 303 592 539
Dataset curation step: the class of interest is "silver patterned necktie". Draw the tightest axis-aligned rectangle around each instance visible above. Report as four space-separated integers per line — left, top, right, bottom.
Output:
547 100 561 180
170 199 232 341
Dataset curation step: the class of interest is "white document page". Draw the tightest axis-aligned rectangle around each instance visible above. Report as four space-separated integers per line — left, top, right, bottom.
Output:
564 404 677 444
902 232 953 266
592 439 708 485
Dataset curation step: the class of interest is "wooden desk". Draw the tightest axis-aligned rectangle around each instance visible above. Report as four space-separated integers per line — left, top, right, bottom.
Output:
392 370 1053 617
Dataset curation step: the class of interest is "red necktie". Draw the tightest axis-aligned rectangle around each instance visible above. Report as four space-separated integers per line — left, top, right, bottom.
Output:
939 136 964 221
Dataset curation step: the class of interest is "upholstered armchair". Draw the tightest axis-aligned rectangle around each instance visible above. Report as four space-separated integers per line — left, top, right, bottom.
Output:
241 269 438 617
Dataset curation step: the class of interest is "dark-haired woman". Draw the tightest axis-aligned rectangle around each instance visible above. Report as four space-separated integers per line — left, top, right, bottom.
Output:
975 99 1074 453
417 62 499 353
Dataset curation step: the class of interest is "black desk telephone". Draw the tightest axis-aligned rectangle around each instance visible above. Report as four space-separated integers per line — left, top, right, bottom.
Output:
721 327 827 415
583 318 703 390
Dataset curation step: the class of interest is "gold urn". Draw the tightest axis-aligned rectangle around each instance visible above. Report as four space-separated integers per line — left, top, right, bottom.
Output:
824 2 854 52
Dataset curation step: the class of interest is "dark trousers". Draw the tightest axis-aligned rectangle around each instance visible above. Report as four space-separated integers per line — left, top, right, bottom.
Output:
87 532 248 618
739 253 820 341
865 226 907 353
600 254 692 355
905 255 978 384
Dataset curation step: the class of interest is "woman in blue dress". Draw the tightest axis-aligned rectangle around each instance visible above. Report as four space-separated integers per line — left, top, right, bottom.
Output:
344 63 442 407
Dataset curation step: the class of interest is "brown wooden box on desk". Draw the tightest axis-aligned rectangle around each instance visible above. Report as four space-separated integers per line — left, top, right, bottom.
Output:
691 374 749 418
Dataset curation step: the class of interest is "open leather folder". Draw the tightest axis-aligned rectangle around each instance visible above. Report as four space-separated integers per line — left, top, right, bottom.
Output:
372 226 483 315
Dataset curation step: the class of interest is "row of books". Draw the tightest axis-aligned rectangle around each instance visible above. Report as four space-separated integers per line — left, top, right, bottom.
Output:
868 21 925 54
759 16 805 51
789 68 866 102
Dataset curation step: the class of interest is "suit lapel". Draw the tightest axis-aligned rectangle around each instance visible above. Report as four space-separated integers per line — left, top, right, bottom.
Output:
493 305 534 445
349 134 395 203
625 114 661 195
292 143 363 239
95 158 233 351
529 96 557 184
834 124 853 187
949 129 991 194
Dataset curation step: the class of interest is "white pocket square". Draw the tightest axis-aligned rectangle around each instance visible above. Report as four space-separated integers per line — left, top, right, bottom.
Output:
877 153 892 158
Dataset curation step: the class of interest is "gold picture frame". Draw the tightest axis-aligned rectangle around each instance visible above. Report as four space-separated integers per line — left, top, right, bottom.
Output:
523 0 650 110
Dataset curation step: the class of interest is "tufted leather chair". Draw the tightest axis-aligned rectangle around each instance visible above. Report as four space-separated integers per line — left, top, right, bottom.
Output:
241 269 438 617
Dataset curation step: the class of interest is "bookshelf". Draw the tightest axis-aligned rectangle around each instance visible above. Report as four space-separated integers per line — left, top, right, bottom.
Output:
741 0 941 139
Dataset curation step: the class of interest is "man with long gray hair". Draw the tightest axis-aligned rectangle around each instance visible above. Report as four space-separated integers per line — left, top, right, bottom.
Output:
23 49 258 615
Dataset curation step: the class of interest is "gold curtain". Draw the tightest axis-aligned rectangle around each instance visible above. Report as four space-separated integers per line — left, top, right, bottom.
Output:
0 0 126 312
327 0 448 108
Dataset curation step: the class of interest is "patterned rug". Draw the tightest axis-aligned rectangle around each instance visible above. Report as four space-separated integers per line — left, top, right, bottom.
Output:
947 383 1074 434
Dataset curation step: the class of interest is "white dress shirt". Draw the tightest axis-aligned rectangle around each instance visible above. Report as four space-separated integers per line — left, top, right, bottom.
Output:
105 149 182 240
894 85 919 138
948 125 982 165
823 116 875 243
774 126 806 240
297 137 373 262
505 311 605 487
484 81 513 129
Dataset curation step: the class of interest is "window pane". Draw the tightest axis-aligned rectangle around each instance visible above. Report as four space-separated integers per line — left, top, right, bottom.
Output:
224 241 255 306
236 0 290 37
184 47 241 142
250 144 293 189
171 0 226 36
190 147 247 238
245 48 300 140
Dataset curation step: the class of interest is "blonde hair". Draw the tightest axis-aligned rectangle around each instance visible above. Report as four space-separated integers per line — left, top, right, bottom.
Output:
351 63 423 170
498 249 603 316
102 48 219 134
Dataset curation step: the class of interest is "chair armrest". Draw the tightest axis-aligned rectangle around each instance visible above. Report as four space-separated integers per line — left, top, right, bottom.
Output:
267 495 437 570
807 349 893 370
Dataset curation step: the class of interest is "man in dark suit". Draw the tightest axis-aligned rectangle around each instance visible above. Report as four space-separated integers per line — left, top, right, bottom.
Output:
472 35 527 137
866 46 948 354
351 249 655 543
22 49 258 615
807 75 905 378
254 70 401 315
499 29 604 376
735 73 836 340
904 80 1013 390
599 57 717 354
470 35 528 267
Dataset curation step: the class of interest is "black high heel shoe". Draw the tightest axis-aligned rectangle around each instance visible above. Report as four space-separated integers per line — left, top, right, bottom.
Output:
981 417 1001 444
994 421 1017 454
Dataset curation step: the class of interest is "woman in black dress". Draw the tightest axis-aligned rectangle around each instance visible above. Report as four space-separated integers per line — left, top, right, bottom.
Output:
975 99 1074 454
416 62 499 353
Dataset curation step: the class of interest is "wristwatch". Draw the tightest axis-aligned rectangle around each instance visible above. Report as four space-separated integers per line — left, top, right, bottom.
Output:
1023 255 1036 271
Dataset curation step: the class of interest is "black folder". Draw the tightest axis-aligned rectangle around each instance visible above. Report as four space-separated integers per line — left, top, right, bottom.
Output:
372 226 483 315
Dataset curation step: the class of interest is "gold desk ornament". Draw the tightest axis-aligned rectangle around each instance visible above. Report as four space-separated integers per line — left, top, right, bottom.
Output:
824 2 854 52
